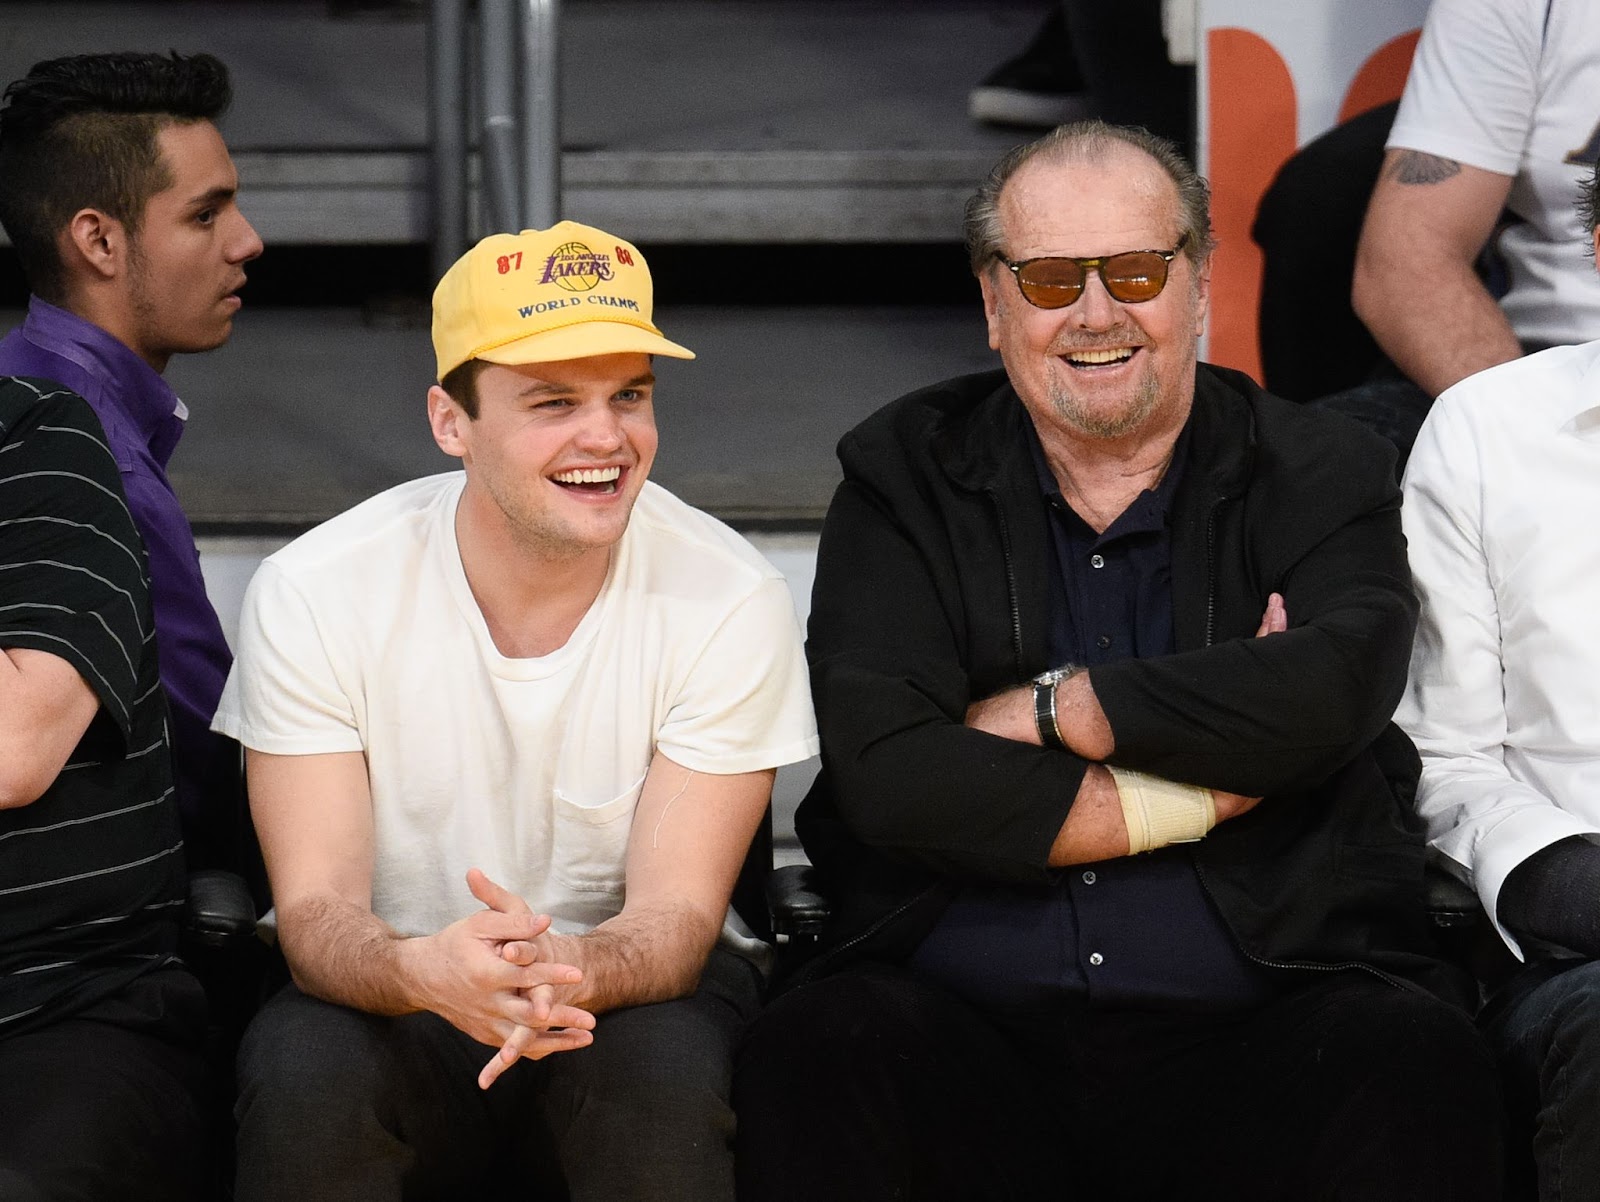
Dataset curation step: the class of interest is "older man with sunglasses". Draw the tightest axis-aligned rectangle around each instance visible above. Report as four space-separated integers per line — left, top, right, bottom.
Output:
734 121 1503 1202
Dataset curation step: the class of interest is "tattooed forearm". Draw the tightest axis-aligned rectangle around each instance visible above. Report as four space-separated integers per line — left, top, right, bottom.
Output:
1386 150 1463 186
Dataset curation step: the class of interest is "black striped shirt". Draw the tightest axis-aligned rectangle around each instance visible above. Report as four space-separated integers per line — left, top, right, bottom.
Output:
0 376 189 1038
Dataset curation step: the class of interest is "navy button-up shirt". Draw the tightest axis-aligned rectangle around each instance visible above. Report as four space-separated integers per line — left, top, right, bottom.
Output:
911 419 1277 1014
0 299 238 860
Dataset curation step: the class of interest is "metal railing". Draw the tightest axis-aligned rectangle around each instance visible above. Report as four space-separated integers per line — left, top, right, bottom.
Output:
429 0 561 280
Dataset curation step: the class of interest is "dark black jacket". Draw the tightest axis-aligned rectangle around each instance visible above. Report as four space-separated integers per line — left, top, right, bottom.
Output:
794 364 1463 1001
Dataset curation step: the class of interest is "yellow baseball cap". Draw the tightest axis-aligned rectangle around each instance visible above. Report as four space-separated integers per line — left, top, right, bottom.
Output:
431 221 694 379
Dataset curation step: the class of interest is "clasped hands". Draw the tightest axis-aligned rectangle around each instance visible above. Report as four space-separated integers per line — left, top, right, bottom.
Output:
417 867 596 1091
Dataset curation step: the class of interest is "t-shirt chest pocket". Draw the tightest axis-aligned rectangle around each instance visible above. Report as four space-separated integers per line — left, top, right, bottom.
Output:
542 633 665 894
549 771 645 892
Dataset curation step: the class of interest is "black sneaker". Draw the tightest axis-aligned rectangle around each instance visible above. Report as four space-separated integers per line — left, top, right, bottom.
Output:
970 9 1093 128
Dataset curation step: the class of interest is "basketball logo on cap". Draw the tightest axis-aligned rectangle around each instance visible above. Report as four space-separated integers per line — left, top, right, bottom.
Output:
539 241 615 293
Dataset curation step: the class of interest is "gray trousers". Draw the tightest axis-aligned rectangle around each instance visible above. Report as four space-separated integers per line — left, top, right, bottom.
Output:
234 946 761 1202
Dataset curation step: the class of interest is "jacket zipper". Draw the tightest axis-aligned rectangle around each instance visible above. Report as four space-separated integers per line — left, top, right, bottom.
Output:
1203 502 1219 648
1192 860 1409 990
987 487 1026 669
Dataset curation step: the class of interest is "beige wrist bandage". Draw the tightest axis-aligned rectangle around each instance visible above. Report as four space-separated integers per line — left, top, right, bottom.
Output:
1107 767 1217 853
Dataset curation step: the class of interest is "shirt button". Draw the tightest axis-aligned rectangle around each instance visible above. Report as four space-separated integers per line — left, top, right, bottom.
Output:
1088 952 1105 966
1096 635 1111 649
1089 554 1105 569
1082 871 1097 885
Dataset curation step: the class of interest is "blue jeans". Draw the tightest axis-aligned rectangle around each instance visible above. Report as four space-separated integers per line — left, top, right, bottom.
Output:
1485 959 1600 1201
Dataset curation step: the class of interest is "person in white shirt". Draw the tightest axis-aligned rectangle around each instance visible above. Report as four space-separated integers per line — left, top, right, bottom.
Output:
1353 0 1600 401
1399 166 1600 1200
216 221 819 1202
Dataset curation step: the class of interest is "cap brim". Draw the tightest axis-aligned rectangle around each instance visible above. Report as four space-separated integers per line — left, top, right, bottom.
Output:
477 321 695 367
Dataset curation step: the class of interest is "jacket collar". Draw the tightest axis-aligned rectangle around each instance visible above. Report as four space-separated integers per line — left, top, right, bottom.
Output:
934 363 1263 661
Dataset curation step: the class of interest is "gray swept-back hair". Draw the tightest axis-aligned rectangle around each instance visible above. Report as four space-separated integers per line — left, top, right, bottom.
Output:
962 119 1215 275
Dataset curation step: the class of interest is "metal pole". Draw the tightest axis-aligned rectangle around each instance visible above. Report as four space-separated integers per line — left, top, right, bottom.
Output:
520 0 561 228
428 0 468 279
478 0 522 234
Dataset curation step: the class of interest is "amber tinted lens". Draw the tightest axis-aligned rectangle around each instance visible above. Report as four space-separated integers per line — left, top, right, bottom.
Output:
1015 258 1086 308
1100 251 1171 303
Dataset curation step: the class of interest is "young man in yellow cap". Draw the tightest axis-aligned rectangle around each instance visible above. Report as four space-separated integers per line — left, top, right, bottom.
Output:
215 222 819 1201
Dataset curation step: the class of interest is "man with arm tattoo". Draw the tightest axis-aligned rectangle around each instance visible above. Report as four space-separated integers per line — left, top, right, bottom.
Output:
1346 0 1600 460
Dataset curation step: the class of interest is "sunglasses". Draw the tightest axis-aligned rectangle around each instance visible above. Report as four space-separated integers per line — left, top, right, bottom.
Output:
1002 232 1190 309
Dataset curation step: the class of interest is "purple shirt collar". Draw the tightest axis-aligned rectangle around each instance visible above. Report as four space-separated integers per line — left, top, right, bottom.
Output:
15 297 186 466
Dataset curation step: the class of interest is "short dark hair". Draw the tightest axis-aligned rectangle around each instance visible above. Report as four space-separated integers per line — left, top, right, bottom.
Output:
963 119 1216 276
1580 163 1600 241
440 358 487 419
0 52 232 302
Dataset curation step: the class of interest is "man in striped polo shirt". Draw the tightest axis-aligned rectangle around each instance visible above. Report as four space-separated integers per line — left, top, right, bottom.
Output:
0 375 203 1200
0 52 264 877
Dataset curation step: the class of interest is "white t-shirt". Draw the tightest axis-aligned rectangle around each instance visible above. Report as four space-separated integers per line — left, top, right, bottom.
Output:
214 473 819 958
1388 0 1600 348
1399 340 1600 958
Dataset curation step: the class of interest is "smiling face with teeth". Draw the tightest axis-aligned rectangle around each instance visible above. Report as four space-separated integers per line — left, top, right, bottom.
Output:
427 352 658 565
979 143 1210 451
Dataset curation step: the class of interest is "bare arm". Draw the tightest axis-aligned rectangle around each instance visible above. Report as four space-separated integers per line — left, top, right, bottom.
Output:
0 648 102 808
478 753 773 1085
967 595 1287 865
1352 149 1521 397
540 753 772 1012
248 748 594 1057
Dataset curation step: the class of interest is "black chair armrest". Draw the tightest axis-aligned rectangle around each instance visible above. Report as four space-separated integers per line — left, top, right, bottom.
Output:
768 863 831 943
1423 861 1521 995
184 868 258 949
1425 864 1482 931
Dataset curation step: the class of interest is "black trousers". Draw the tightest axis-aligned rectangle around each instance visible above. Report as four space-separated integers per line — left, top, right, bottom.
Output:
234 946 762 1202
735 962 1504 1202
0 983 208 1202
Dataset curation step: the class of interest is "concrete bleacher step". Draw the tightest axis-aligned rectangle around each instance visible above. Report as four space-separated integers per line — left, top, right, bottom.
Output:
1 0 1021 527
0 0 1042 245
139 300 998 528
2 0 1021 530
